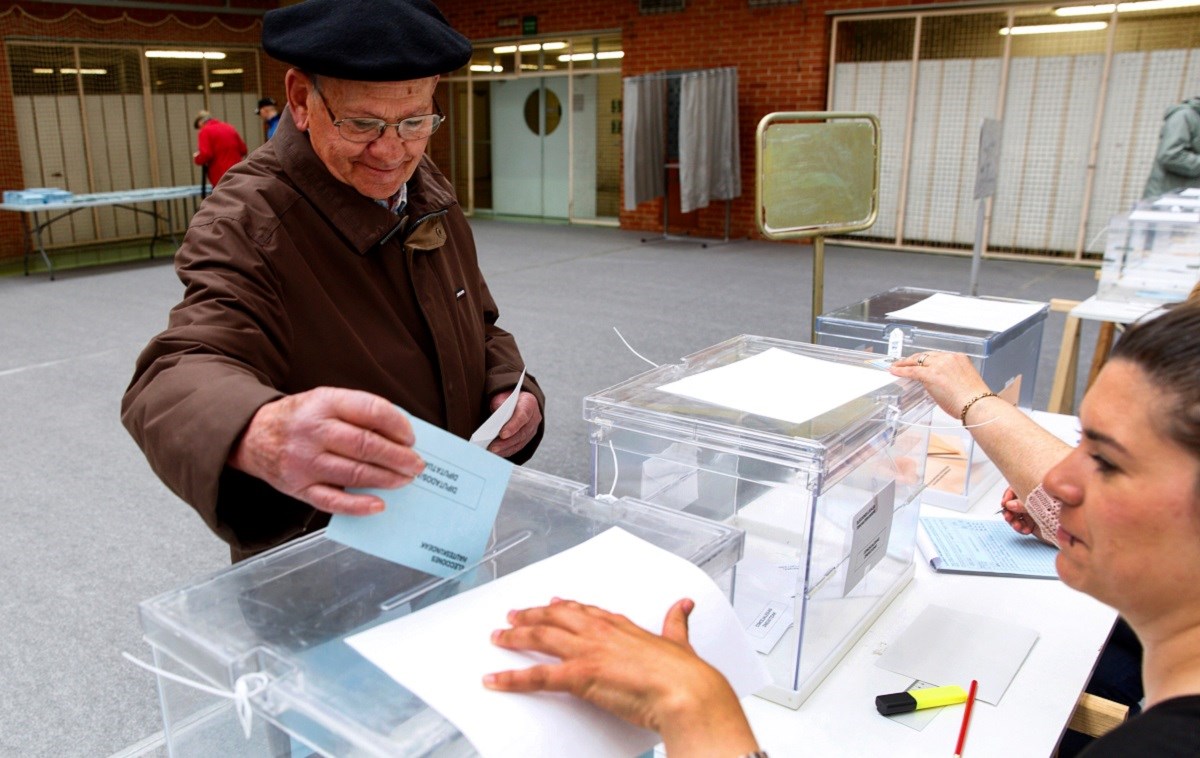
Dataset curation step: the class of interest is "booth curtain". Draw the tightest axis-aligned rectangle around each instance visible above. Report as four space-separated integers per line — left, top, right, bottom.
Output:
622 67 741 214
678 67 741 214
623 75 666 211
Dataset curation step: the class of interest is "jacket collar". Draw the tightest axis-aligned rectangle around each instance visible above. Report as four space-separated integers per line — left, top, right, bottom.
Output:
274 106 456 255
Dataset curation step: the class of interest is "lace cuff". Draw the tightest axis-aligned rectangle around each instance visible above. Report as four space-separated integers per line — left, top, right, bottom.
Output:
1024 484 1062 548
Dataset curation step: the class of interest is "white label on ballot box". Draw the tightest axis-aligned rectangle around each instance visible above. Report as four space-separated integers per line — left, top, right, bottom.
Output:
844 480 895 594
734 552 796 655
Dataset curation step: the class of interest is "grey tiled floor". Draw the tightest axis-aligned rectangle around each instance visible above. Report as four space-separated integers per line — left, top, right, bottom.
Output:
0 220 1102 757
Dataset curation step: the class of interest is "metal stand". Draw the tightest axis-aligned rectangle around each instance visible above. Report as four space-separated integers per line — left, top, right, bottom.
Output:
640 164 738 248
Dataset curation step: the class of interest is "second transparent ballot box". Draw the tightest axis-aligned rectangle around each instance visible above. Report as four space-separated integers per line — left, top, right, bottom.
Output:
1099 213 1200 305
815 286 1048 511
136 468 744 757
583 336 935 707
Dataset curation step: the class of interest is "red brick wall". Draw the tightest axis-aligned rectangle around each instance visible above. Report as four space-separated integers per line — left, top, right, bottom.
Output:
0 0 962 258
440 0 950 240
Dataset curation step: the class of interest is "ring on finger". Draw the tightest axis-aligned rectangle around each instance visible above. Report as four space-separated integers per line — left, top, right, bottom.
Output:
916 353 928 367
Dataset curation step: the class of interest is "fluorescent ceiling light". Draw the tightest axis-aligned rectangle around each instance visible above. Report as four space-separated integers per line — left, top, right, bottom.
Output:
33 67 107 75
492 41 568 54
999 20 1108 33
145 50 226 60
470 64 503 72
210 68 244 75
1055 0 1200 14
557 51 625 62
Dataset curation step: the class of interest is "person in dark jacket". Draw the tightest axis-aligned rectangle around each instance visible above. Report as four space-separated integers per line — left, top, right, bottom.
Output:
123 0 544 562
256 97 281 139
192 111 247 188
1142 95 1200 199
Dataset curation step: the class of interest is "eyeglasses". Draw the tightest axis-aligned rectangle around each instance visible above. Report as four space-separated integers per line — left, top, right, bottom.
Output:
312 80 444 143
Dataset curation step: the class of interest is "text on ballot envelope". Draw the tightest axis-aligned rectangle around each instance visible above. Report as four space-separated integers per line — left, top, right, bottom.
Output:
327 414 513 577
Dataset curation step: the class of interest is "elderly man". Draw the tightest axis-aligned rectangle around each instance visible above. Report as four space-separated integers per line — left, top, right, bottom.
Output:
122 0 544 562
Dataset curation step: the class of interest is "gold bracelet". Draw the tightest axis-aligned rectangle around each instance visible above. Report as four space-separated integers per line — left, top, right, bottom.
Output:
959 391 998 425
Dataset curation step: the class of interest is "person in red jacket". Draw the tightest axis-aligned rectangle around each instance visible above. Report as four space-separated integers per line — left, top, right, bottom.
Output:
192 110 247 191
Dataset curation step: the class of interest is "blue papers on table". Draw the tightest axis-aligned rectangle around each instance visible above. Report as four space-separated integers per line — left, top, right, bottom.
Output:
345 527 771 758
657 347 899 424
327 414 512 577
918 516 1059 579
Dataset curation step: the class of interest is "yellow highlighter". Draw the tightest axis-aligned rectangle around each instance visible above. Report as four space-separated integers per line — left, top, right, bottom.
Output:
876 685 969 715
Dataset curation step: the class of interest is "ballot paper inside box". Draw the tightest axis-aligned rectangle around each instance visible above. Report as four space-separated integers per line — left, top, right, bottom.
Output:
583 335 935 707
816 287 1048 512
136 468 743 758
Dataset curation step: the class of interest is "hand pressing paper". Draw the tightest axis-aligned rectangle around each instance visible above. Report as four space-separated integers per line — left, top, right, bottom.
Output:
346 527 771 758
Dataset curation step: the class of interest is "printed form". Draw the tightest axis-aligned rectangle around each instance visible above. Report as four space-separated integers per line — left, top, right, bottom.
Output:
327 414 513 578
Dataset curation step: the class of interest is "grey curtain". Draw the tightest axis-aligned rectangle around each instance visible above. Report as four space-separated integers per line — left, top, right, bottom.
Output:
678 67 741 214
623 75 666 211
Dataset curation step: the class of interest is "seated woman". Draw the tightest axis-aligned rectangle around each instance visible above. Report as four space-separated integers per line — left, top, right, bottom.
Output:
484 300 1200 757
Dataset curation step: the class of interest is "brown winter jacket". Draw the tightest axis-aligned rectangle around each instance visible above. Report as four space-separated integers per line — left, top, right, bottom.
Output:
122 109 543 560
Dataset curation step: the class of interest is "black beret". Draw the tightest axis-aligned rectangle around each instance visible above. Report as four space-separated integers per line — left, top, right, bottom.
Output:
262 0 471 82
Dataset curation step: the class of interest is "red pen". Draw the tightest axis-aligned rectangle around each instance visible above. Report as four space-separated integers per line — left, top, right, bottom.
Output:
953 679 978 757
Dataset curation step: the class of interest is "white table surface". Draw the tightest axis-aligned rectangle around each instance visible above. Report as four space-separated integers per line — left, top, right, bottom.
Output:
1069 295 1166 324
0 184 201 212
742 411 1117 757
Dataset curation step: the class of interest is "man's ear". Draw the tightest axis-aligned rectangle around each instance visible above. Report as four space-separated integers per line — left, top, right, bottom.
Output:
285 69 313 131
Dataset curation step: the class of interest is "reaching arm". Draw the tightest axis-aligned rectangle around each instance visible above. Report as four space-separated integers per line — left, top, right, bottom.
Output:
890 351 1072 502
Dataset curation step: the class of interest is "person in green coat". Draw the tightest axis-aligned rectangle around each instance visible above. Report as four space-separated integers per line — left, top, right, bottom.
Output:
1143 95 1200 199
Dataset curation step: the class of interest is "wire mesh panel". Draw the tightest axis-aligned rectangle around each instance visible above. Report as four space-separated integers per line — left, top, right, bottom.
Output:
990 12 1108 257
1084 15 1200 255
831 17 915 243
6 41 262 250
903 13 1005 249
80 47 150 239
828 5 1200 262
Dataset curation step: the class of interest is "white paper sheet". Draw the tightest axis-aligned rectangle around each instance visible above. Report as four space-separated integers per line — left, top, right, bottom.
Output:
875 604 1038 705
885 293 1046 333
346 527 770 758
470 369 527 447
657 348 899 425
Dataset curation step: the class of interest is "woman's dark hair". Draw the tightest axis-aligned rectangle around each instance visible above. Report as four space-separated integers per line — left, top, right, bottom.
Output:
1111 299 1200 457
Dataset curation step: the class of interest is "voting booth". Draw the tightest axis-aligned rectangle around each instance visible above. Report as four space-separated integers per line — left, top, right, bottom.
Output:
583 336 935 706
816 287 1048 511
136 468 744 757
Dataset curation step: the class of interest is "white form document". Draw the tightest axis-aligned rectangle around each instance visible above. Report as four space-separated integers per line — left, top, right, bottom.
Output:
885 292 1046 333
918 516 1059 579
657 348 899 425
470 369 526 447
346 527 770 758
875 604 1038 705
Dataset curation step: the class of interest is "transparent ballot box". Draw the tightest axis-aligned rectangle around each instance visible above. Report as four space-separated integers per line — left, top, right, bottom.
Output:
582 336 935 707
815 287 1048 511
136 468 743 757
1098 213 1200 305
